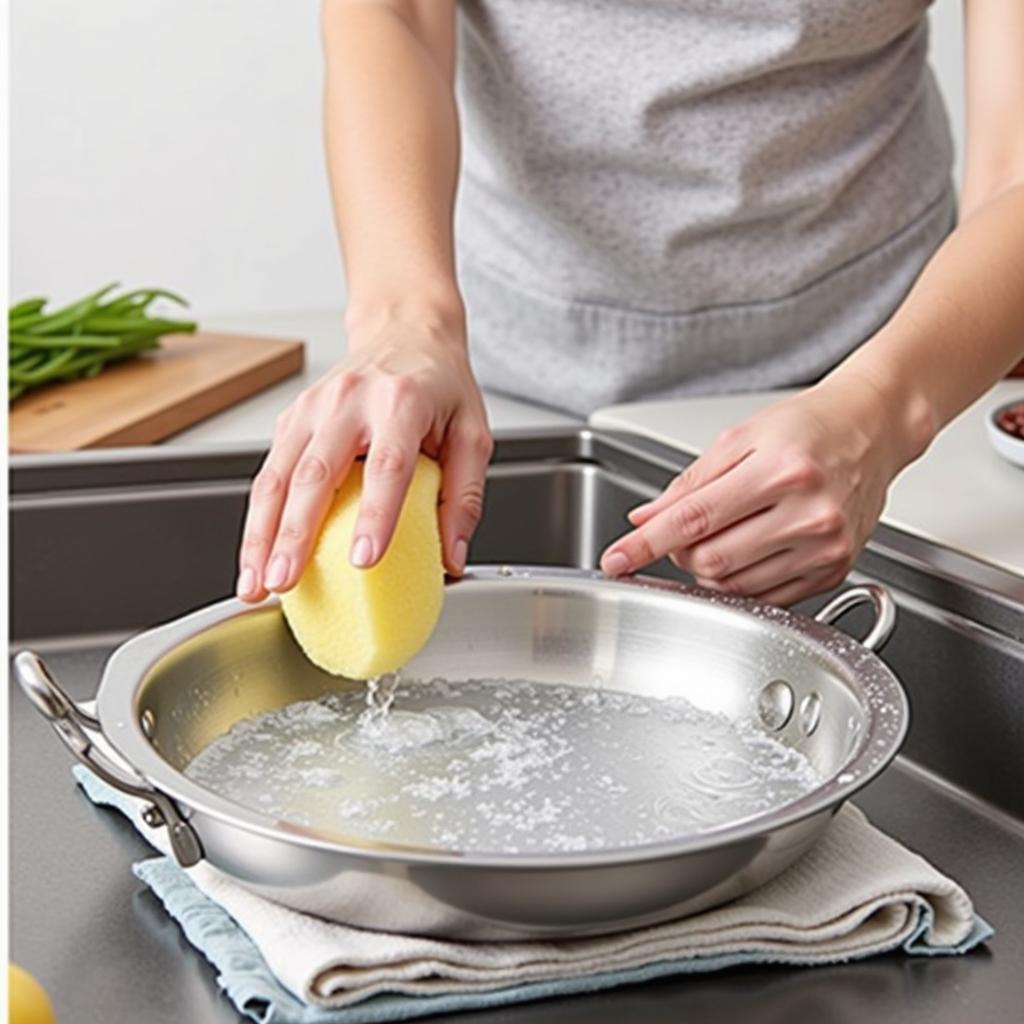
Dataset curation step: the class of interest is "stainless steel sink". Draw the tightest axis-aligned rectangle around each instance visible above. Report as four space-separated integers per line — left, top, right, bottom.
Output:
9 429 1024 1023
12 429 1024 818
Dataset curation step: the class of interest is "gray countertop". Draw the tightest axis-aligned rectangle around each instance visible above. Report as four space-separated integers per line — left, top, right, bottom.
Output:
10 640 1023 1023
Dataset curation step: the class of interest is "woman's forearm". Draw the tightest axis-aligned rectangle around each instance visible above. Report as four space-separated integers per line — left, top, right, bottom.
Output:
603 181 1024 603
826 182 1024 467
322 1 463 340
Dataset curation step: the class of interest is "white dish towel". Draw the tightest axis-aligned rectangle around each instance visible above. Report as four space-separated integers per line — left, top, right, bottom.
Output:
74 762 987 1015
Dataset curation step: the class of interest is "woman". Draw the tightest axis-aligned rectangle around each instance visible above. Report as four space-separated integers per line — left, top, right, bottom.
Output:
236 0 1023 608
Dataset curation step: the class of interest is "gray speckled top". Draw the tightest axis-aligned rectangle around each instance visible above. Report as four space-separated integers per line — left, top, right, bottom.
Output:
454 0 954 414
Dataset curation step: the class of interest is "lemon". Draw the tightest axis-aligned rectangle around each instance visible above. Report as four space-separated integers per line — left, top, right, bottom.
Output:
282 454 444 678
9 964 56 1024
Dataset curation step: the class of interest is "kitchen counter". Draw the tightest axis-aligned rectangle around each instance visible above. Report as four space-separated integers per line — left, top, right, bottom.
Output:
591 382 1024 578
10 641 1023 1024
168 310 577 445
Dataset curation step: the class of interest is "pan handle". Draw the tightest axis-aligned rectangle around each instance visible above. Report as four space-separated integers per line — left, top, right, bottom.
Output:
13 650 203 867
815 585 897 647
813 584 896 653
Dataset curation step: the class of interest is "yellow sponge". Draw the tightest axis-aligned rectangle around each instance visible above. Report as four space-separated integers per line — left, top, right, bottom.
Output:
281 455 444 679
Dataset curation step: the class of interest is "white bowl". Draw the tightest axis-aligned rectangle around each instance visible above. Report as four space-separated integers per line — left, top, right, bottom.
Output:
987 399 1024 469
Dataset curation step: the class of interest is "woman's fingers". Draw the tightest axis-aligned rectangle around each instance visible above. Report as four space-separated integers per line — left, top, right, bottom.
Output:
627 431 751 527
350 429 422 569
748 566 848 609
621 387 889 607
438 418 493 576
235 320 491 596
691 534 850 597
671 500 814 584
237 420 311 601
691 547 798 596
674 522 787 587
600 453 774 577
262 432 359 593
675 490 855 593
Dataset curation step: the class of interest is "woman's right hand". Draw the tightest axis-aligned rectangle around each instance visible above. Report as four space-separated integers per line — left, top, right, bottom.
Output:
235 312 492 603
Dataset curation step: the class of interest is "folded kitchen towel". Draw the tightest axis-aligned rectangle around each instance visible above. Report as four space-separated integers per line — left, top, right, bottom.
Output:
73 766 991 1024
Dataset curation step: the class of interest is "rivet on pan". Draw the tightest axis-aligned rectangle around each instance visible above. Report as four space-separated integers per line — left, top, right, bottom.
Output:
757 680 794 731
799 693 822 736
141 805 164 828
497 565 514 577
141 709 156 738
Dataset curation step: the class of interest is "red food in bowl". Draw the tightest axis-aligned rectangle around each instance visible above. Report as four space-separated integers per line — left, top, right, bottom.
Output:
995 402 1024 440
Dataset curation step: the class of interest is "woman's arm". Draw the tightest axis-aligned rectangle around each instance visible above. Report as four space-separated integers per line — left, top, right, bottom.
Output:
325 0 462 325
836 0 1024 440
238 1 492 603
601 0 1024 604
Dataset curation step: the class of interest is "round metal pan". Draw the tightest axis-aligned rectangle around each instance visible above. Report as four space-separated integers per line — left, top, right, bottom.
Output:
16 567 907 939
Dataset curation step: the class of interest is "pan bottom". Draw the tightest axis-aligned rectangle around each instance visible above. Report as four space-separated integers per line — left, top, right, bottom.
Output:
185 676 822 856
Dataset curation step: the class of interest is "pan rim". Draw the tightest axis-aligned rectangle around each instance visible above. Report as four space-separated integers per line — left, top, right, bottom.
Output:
96 565 909 869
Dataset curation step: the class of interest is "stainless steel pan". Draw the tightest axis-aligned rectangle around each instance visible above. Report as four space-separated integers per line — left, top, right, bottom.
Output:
16 567 906 939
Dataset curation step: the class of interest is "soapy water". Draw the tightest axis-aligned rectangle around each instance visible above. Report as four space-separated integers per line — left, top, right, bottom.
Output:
185 677 822 855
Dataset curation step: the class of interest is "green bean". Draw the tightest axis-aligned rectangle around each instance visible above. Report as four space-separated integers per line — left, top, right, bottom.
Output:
97 288 188 314
47 335 159 380
7 287 186 333
8 302 49 329
10 351 49 373
8 311 51 332
9 347 78 383
19 283 119 336
8 332 125 350
79 315 196 336
8 297 47 319
9 283 194 403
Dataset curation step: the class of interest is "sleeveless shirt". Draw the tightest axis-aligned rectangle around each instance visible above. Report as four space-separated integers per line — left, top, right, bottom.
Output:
454 0 955 414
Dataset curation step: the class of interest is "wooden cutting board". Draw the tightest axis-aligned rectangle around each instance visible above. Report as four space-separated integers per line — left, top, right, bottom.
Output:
9 331 304 452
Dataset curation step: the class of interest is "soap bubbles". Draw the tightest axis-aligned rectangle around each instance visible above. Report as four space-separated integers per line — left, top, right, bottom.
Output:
185 677 821 855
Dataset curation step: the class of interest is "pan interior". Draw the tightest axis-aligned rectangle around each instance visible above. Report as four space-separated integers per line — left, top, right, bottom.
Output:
135 575 870 854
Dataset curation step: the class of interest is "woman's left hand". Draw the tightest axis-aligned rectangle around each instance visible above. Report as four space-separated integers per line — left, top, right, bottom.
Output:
599 377 926 606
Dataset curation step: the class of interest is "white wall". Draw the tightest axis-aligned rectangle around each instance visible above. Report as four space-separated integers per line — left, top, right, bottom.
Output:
9 0 967 318
930 0 966 186
9 1 342 317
